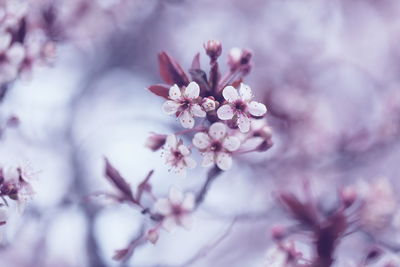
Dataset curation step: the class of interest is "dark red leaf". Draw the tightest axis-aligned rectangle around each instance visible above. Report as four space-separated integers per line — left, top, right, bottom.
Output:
189 69 210 93
191 53 201 69
136 170 154 202
158 52 189 87
279 193 318 228
147 84 169 99
104 158 135 202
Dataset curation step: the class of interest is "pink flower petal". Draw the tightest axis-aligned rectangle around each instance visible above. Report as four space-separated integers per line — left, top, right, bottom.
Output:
239 83 253 101
248 101 267 116
154 198 172 215
191 104 206 117
184 156 197 169
169 187 184 205
184 82 200 99
223 136 241 152
165 134 177 149
178 144 190 156
217 104 235 120
182 193 195 211
169 84 182 100
193 132 211 150
202 151 215 167
222 86 239 102
237 114 251 133
216 152 233 170
0 33 11 52
180 214 194 230
162 216 177 232
162 100 180 115
179 110 195 129
209 122 226 140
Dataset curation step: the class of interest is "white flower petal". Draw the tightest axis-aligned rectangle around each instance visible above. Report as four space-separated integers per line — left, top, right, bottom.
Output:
209 122 226 140
182 193 195 211
7 44 25 64
162 100 180 115
178 145 190 156
248 101 267 116
237 114 251 133
216 152 233 171
222 86 239 102
179 110 195 129
191 104 206 117
184 156 197 169
162 216 177 232
184 82 200 99
193 132 211 150
154 198 172 215
180 214 194 230
202 152 215 167
165 135 177 149
0 33 11 51
223 136 241 152
217 104 235 120
239 83 253 101
169 84 182 100
169 187 184 205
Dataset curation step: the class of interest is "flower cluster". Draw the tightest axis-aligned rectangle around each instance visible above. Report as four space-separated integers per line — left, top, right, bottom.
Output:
267 178 400 267
99 159 195 261
0 165 33 233
147 40 272 175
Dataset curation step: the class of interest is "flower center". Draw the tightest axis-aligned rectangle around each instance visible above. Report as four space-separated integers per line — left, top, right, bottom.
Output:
234 100 247 112
210 141 223 152
171 204 184 216
173 150 183 160
180 99 192 109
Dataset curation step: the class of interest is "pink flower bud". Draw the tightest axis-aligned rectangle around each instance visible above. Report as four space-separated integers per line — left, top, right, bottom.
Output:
201 96 217 112
227 48 252 72
204 40 222 61
145 133 167 152
340 186 357 208
271 225 286 241
146 228 159 244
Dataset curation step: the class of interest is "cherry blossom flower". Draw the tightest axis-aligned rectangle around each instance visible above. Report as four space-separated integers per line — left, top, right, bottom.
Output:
154 187 195 231
0 165 34 209
192 122 240 170
162 82 206 128
217 83 267 133
162 135 196 176
358 178 397 231
0 32 26 84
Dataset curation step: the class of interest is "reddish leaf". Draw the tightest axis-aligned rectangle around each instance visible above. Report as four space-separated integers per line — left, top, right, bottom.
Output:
104 158 135 202
147 84 169 99
279 193 318 228
189 69 210 93
158 52 189 87
191 53 201 69
136 170 154 202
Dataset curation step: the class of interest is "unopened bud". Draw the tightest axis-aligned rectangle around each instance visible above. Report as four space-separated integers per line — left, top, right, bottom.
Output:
145 133 167 152
341 186 357 208
271 225 286 241
201 96 217 112
228 47 252 72
147 228 159 244
204 40 222 61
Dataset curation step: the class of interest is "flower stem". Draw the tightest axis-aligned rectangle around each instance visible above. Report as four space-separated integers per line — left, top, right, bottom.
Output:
195 166 222 208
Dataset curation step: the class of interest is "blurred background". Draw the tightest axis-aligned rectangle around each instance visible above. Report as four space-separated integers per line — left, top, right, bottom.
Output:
2 0 400 266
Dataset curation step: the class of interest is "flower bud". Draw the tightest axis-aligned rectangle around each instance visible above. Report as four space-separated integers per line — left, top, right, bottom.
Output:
146 228 159 244
252 125 273 152
228 47 252 72
204 40 222 61
145 133 167 152
340 186 357 208
201 96 217 112
271 225 286 241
